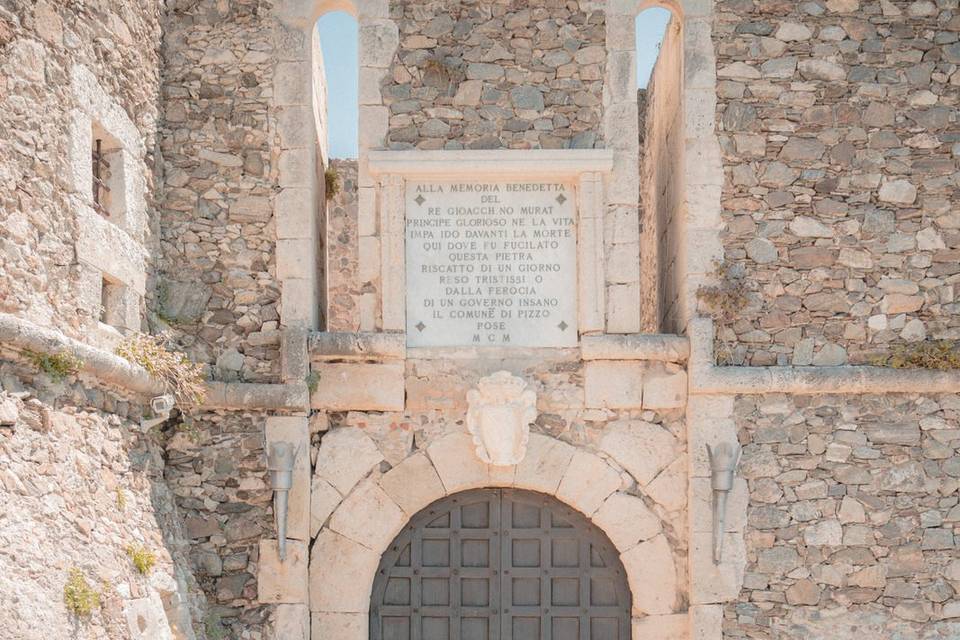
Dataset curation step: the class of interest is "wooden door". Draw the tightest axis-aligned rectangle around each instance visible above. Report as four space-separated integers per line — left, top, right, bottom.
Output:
370 489 632 640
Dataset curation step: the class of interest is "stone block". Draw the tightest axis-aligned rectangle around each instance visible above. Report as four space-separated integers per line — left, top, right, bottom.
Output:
258 539 309 604
645 455 688 513
328 479 406 552
310 331 405 360
606 283 642 334
274 604 309 640
309 530 380 612
279 147 315 188
310 476 342 538
684 19 716 90
607 51 636 103
359 66 386 106
277 238 317 280
281 277 319 328
427 431 492 493
310 361 404 411
357 186 377 236
600 420 680 486
358 20 399 69
311 612 366 640
689 532 746 604
274 61 311 106
632 613 688 640
607 151 640 205
592 492 662 552
277 105 313 149
621 534 678 615
276 188 315 239
314 427 384 496
690 605 723 640
584 361 644 409
358 235 381 283
690 477 748 534
556 450 621 516
643 363 687 410
123 593 173 640
358 105 388 150
265 416 311 541
513 433 576 495
281 326 310 383
379 452 445 516
687 395 736 478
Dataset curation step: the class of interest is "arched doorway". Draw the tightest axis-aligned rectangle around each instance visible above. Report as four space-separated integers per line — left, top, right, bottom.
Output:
370 488 633 640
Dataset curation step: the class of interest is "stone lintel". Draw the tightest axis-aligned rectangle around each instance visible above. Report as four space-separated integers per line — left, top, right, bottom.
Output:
309 331 406 361
309 362 405 411
367 148 615 180
201 381 310 411
581 333 690 362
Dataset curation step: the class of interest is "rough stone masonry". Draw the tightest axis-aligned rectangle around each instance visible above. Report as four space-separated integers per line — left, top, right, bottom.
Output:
0 1 959 640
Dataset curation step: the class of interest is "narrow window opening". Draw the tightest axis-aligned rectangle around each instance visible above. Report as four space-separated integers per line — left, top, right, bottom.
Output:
316 11 359 160
90 122 125 224
636 8 673 90
100 276 125 329
636 7 681 334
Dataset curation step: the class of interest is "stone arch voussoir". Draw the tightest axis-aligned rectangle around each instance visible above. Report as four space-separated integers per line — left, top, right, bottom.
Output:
309 429 684 639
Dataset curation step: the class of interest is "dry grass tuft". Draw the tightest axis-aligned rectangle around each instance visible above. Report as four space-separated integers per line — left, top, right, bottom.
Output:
115 333 206 405
873 340 960 370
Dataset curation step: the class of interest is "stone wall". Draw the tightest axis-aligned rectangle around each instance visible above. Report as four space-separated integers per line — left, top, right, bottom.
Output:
0 0 163 339
713 0 960 366
324 160 361 332
0 363 205 639
164 409 278 639
383 0 607 150
727 393 960 638
639 18 685 334
159 1 284 383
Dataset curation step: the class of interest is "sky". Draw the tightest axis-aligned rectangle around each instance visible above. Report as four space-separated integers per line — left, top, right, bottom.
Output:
318 10 672 159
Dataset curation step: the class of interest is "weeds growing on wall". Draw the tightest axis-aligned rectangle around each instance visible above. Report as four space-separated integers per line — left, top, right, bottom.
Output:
696 260 749 322
306 371 320 394
324 167 340 200
873 340 960 370
116 488 127 512
126 544 157 575
63 568 100 618
115 333 206 405
205 610 227 640
24 350 83 382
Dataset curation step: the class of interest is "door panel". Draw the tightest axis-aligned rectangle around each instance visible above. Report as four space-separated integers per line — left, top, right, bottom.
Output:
370 488 631 640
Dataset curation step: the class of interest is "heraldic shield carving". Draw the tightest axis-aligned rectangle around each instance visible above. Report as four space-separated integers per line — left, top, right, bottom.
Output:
466 371 538 466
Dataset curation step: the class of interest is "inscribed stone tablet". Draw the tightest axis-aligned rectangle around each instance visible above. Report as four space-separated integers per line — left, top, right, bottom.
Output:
405 181 578 348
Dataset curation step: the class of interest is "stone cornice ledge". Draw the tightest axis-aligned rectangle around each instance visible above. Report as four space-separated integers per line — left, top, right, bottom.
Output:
581 334 689 362
366 149 615 179
688 317 960 395
0 313 310 411
199 381 309 412
0 312 164 396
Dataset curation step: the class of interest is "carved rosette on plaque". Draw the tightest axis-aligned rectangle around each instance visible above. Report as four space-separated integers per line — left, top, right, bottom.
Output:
466 371 538 466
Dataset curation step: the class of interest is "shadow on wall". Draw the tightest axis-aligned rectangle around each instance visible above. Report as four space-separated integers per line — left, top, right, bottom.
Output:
0 365 209 639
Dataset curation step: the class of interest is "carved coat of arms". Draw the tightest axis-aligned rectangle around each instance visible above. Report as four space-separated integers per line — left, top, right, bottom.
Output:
466 371 538 466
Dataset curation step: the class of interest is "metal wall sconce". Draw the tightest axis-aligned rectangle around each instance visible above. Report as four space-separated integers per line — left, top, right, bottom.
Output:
267 442 298 561
707 441 742 564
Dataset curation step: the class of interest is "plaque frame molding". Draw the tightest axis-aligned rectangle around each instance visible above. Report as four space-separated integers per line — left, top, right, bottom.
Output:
367 149 615 344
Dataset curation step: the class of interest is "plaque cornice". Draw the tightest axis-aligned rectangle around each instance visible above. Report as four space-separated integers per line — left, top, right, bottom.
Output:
367 149 615 179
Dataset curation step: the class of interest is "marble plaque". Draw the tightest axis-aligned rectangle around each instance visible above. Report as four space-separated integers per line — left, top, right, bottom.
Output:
405 181 577 348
